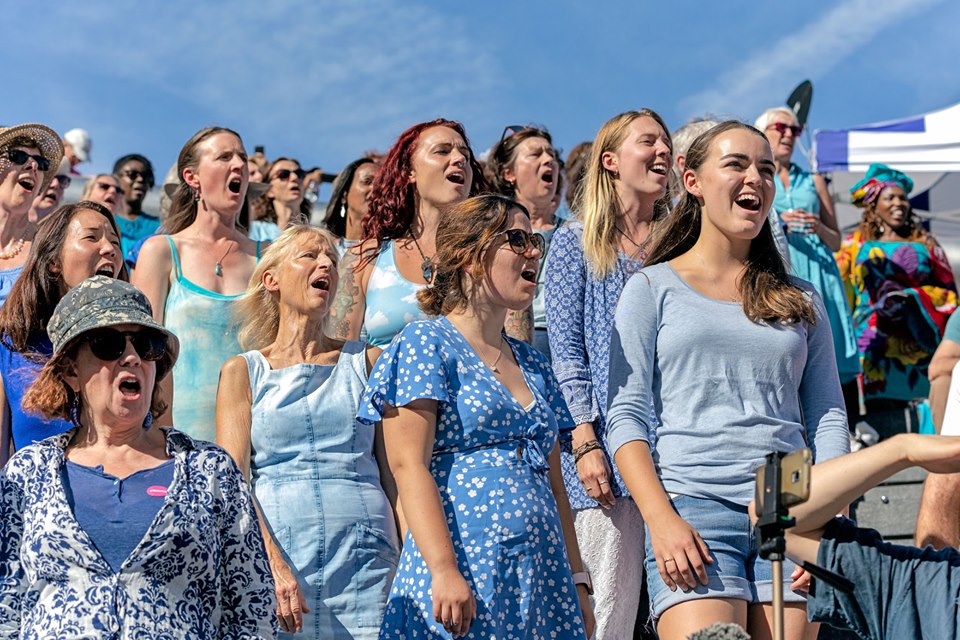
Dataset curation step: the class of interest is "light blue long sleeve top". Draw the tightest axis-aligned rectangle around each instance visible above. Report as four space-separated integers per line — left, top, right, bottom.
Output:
605 262 849 505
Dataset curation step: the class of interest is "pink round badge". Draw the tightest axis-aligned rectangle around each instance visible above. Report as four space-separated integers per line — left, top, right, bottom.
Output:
146 486 168 497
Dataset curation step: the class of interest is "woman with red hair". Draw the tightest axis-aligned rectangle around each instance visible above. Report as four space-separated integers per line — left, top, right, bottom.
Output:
328 119 487 347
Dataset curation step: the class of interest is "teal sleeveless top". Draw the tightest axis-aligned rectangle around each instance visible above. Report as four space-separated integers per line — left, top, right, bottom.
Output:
163 236 260 441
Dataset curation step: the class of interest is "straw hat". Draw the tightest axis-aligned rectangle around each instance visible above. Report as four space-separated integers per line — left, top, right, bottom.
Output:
0 123 65 192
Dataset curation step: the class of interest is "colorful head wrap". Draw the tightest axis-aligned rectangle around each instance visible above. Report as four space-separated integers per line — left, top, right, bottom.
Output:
850 163 914 207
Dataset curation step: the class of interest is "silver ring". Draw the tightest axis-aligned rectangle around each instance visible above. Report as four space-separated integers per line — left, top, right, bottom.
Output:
599 480 609 485
664 558 676 563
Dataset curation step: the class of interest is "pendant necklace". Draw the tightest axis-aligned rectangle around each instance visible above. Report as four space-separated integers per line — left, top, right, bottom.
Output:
616 225 646 261
214 240 235 277
478 334 506 374
408 232 435 282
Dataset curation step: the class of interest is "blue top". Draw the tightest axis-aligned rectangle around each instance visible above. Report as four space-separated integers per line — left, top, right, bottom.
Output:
544 222 645 509
809 517 960 639
531 226 557 330
62 459 174 572
944 310 960 344
363 240 427 348
0 335 71 450
0 428 276 638
606 262 849 504
357 317 586 638
163 236 260 442
0 265 24 307
248 220 282 241
774 164 860 384
115 213 161 263
773 163 820 215
244 343 397 636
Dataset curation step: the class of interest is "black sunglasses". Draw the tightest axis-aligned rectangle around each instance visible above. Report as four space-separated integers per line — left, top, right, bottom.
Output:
499 125 531 145
53 174 72 188
83 328 168 363
495 228 545 255
120 169 149 182
5 148 51 172
272 168 306 182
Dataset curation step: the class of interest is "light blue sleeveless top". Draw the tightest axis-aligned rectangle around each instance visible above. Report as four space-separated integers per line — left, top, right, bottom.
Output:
244 343 398 637
363 240 427 347
163 236 260 442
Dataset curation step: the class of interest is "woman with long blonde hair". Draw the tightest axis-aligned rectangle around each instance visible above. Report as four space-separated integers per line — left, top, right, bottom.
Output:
544 109 672 638
216 225 399 639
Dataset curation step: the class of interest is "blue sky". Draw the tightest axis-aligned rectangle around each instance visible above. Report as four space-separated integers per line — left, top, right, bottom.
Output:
5 0 959 182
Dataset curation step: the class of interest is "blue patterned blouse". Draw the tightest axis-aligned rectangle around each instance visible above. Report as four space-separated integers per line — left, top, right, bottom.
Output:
0 428 277 639
544 222 646 510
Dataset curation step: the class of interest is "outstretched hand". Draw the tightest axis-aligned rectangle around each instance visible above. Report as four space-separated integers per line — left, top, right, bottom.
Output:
905 434 960 474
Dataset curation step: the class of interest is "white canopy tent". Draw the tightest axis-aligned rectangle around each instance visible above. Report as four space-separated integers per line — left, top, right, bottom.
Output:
813 101 960 276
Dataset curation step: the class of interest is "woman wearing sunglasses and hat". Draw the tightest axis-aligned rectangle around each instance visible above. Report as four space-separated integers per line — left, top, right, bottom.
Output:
837 163 957 418
0 276 276 638
359 194 594 639
0 123 64 306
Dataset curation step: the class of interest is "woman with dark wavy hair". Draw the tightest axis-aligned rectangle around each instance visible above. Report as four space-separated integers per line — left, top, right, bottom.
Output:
606 121 848 639
323 157 379 256
328 119 487 347
0 202 125 464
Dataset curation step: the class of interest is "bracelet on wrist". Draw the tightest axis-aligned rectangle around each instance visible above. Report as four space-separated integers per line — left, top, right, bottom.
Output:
573 440 602 464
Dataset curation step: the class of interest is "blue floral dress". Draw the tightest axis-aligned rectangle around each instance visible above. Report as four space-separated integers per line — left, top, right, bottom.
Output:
358 317 586 639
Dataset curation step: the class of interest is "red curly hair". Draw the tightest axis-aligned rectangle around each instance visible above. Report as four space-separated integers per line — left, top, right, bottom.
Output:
360 119 488 265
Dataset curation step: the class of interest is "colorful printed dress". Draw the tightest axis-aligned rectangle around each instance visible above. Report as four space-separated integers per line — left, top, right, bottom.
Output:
357 317 587 639
836 230 957 401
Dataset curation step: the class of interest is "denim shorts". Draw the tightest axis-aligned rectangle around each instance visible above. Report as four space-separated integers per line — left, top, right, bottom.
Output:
644 494 806 619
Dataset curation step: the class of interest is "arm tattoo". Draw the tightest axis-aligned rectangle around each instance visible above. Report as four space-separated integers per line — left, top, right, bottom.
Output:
504 307 533 343
330 250 364 340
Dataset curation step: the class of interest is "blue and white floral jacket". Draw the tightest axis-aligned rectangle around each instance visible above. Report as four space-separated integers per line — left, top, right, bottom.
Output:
0 428 277 639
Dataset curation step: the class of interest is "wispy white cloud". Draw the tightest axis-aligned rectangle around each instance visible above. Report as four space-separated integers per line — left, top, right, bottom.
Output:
15 0 501 168
678 0 946 120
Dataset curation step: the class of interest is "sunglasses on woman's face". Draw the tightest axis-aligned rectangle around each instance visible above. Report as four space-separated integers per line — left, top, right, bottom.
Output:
272 168 306 182
5 148 51 172
768 122 803 137
83 328 168 363
495 228 545 255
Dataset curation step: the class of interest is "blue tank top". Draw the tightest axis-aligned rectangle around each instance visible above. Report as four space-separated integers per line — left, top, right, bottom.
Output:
363 240 428 347
0 265 25 307
0 335 71 449
163 236 259 442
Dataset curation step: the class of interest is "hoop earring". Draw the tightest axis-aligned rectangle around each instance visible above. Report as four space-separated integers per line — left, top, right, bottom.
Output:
69 395 81 428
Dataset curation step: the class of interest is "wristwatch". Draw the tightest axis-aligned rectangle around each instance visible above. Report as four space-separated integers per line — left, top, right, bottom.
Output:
572 571 593 596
